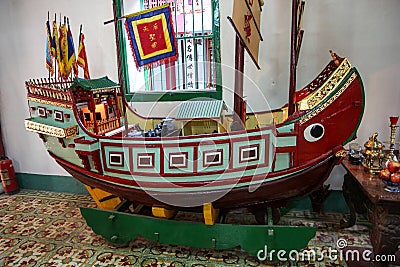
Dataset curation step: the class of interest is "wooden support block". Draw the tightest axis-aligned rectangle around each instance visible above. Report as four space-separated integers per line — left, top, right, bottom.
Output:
85 185 121 210
203 202 219 225
152 206 177 219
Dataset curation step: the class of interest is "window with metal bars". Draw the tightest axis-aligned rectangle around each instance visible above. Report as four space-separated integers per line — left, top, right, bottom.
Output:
121 0 222 102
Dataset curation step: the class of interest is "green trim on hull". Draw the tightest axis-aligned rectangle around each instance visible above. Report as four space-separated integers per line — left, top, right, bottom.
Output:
81 207 316 258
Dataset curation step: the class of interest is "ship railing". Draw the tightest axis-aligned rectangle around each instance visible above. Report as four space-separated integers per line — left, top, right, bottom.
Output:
25 78 74 103
85 117 121 135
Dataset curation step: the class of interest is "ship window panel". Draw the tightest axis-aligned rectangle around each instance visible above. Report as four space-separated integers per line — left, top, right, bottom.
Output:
84 113 91 121
54 110 64 122
123 0 221 100
38 107 47 118
239 144 260 163
95 112 102 121
203 150 223 167
137 153 155 168
109 152 124 167
169 152 188 169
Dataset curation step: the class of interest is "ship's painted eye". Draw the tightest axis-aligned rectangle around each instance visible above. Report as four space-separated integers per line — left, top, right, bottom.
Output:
304 123 325 142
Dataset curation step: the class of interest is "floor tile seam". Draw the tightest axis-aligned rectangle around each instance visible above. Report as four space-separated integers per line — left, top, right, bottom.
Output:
0 236 105 259
3 204 90 220
9 190 94 202
0 238 57 266
1 219 87 245
9 196 94 205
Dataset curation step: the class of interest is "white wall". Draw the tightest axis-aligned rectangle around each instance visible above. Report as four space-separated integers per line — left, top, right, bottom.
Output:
0 0 399 189
0 0 117 175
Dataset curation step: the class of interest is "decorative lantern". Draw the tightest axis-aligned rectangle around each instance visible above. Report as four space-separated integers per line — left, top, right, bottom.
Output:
363 132 384 174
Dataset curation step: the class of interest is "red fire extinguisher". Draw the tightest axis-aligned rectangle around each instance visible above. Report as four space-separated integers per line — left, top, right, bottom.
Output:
0 157 19 195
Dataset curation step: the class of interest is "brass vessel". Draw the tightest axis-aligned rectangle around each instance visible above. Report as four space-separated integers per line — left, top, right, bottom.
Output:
363 132 384 174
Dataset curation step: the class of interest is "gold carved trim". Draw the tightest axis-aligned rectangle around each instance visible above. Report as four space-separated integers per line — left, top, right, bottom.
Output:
64 126 79 138
298 58 352 111
335 149 348 158
91 86 120 94
27 97 73 109
299 72 357 125
25 120 78 138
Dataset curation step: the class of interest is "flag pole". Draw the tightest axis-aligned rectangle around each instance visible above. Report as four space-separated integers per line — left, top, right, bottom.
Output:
59 13 62 84
288 0 299 116
53 13 58 82
79 24 82 43
79 24 82 79
112 0 128 134
47 11 51 81
67 17 73 81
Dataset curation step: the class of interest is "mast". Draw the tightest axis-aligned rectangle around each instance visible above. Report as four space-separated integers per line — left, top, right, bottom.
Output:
288 0 305 116
228 0 264 129
233 37 246 128
111 0 128 133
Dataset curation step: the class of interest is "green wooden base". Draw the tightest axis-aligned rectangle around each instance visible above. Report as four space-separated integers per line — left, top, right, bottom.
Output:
81 207 316 258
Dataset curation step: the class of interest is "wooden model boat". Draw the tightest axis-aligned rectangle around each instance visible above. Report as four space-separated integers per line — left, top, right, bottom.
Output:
23 0 364 257
24 54 363 210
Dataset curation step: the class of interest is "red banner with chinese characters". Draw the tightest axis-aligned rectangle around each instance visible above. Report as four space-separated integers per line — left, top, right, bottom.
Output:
125 4 178 68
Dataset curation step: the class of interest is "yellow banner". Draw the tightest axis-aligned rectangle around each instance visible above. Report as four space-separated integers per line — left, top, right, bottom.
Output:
245 0 262 30
230 0 263 68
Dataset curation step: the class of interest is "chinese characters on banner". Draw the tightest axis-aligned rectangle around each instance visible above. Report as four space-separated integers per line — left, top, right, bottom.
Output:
229 0 263 68
185 38 196 89
125 4 178 68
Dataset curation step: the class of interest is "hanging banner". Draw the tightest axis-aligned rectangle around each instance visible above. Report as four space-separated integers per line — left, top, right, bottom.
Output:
228 0 263 69
245 0 262 30
125 4 178 68
185 37 196 89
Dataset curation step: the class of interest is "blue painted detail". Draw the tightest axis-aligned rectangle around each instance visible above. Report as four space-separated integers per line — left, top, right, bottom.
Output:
276 136 296 147
275 153 290 171
276 124 294 133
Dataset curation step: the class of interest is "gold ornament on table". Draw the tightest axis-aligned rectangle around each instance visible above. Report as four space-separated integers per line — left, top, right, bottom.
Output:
384 116 399 162
363 132 384 174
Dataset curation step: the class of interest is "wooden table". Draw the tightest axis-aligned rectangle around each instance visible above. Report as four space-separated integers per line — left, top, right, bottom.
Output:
341 159 400 265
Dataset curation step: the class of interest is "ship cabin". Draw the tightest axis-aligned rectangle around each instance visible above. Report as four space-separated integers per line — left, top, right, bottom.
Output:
70 77 125 136
175 100 228 136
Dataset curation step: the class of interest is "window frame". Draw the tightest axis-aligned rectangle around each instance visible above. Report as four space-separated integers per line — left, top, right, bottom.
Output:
38 107 47 118
114 0 222 102
109 152 124 167
54 110 64 122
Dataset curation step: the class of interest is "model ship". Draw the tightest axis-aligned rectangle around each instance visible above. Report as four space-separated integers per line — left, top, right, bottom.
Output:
24 0 364 257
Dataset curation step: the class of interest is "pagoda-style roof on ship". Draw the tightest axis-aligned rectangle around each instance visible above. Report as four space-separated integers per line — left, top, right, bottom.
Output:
176 100 227 120
70 76 120 93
